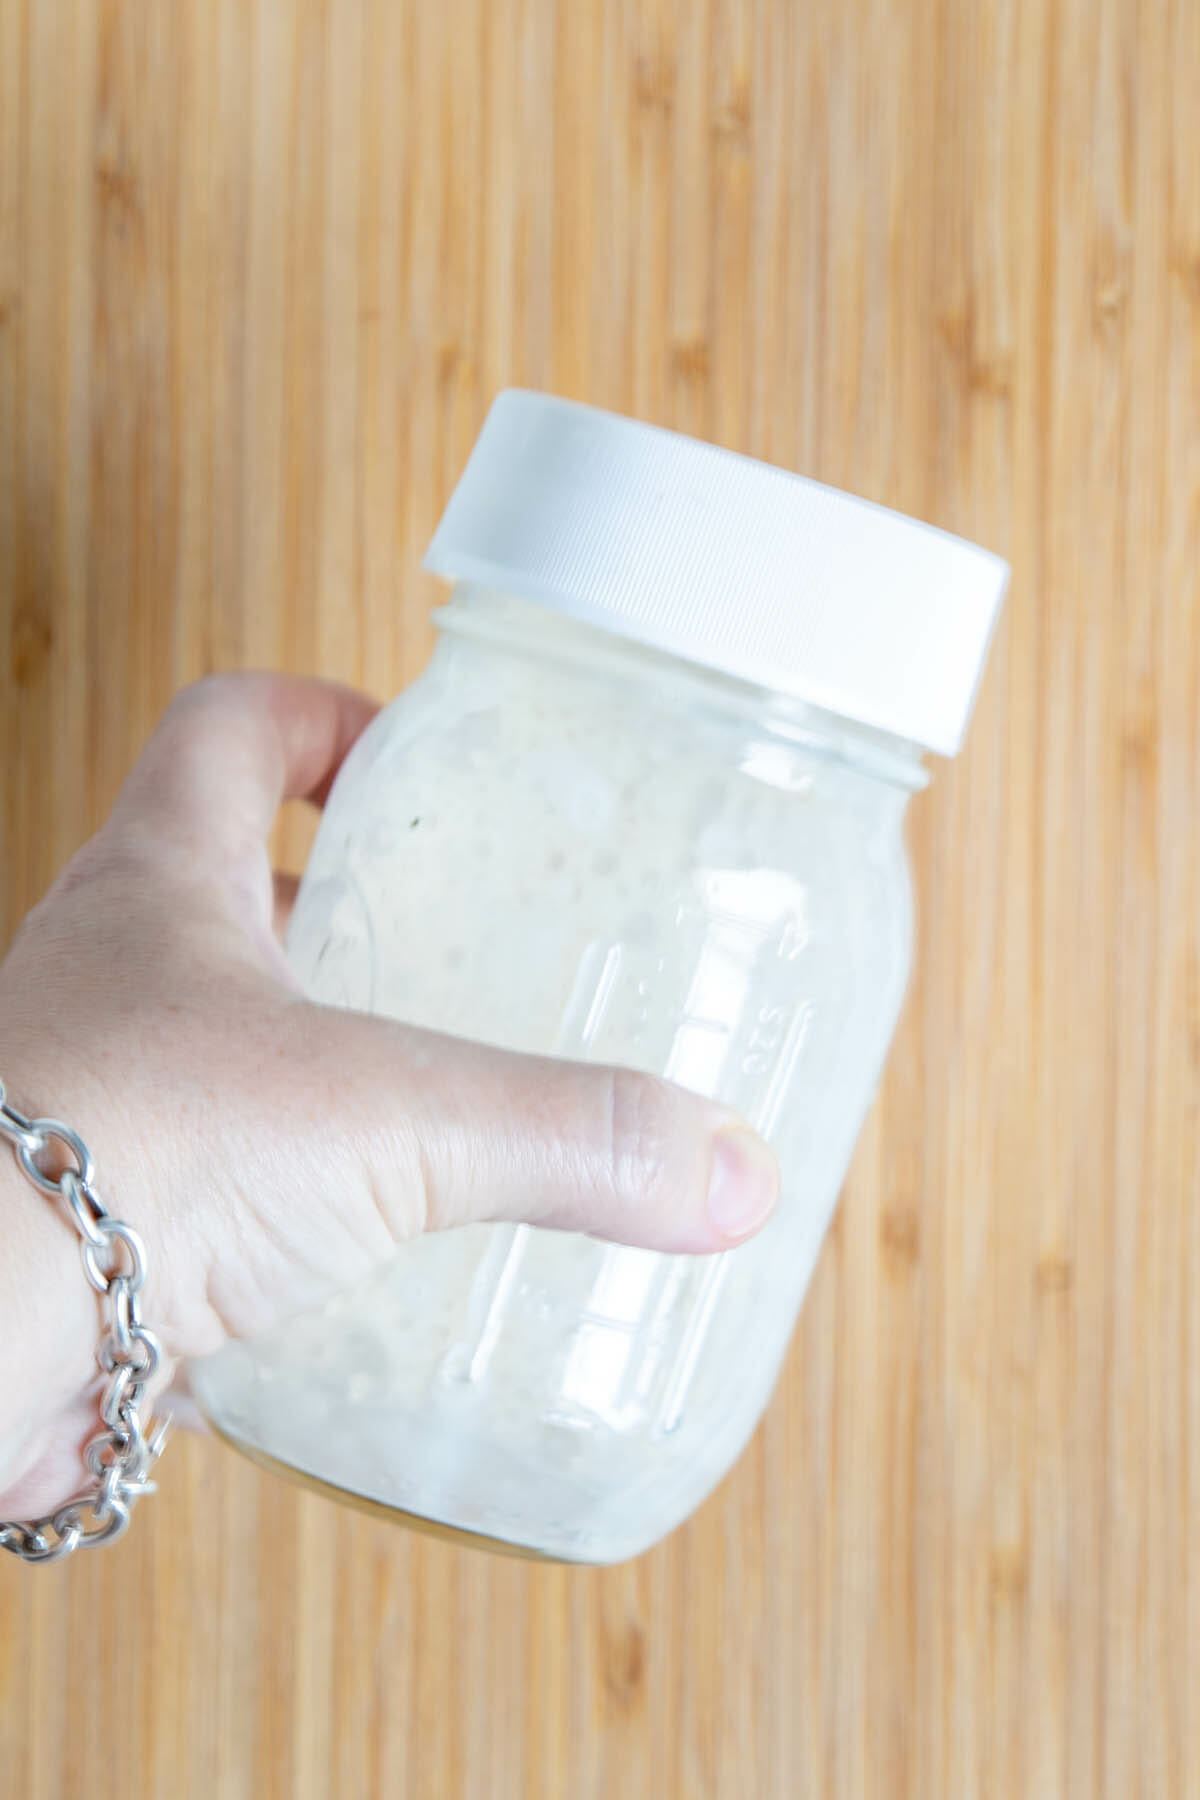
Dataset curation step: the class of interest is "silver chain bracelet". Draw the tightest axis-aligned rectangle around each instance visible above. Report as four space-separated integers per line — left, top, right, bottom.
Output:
0 1078 171 1563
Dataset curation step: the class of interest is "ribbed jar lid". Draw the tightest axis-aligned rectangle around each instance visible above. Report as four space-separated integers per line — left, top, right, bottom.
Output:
424 390 1008 755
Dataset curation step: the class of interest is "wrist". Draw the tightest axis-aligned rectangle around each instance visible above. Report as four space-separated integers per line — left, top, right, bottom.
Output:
0 1086 100 1509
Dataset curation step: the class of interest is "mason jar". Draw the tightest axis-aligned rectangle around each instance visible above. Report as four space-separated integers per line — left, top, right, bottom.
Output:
192 391 1006 1563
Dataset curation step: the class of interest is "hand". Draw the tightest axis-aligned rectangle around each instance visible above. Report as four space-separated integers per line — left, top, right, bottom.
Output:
0 674 780 1519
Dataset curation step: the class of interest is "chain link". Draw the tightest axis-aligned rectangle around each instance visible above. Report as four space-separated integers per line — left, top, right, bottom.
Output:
0 1077 171 1564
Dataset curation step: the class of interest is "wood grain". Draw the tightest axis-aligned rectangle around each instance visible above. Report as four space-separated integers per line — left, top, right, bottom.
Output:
1 1 1198 1794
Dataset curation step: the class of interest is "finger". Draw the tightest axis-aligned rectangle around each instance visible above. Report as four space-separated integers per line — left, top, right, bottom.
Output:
272 870 301 939
112 673 380 860
311 1009 782 1255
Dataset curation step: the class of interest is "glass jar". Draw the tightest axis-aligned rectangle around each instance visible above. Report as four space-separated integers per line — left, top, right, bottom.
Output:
192 392 1006 1563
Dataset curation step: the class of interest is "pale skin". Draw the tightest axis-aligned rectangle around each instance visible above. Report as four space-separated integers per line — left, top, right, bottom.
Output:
0 674 780 1522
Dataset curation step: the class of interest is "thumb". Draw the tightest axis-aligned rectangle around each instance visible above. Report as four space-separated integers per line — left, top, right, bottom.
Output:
311 1006 782 1256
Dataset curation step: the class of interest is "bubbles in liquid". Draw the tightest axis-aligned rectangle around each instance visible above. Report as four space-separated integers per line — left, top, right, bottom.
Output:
193 647 912 1560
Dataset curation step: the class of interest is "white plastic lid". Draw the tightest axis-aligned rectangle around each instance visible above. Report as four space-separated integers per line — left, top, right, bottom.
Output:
424 390 1008 755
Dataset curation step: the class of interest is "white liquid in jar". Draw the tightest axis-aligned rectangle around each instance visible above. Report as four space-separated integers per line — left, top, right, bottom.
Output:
192 615 914 1560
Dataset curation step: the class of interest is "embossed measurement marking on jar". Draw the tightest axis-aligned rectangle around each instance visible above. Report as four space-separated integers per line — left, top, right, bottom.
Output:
448 940 630 1389
448 915 818 1439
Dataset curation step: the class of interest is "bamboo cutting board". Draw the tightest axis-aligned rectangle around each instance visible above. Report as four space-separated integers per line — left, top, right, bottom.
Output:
1 1 1198 1795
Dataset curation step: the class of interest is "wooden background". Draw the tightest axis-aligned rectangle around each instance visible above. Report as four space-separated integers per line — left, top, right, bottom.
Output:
1 0 1198 1794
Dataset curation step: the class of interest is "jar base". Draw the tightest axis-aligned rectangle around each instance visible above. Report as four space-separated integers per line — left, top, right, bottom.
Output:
207 1416 581 1564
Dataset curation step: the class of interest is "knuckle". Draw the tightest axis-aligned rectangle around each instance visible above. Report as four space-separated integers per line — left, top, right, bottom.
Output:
160 674 263 760
603 1066 674 1207
169 671 246 717
124 677 255 835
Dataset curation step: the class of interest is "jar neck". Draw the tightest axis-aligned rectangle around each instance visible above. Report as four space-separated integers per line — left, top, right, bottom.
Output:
434 585 930 793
